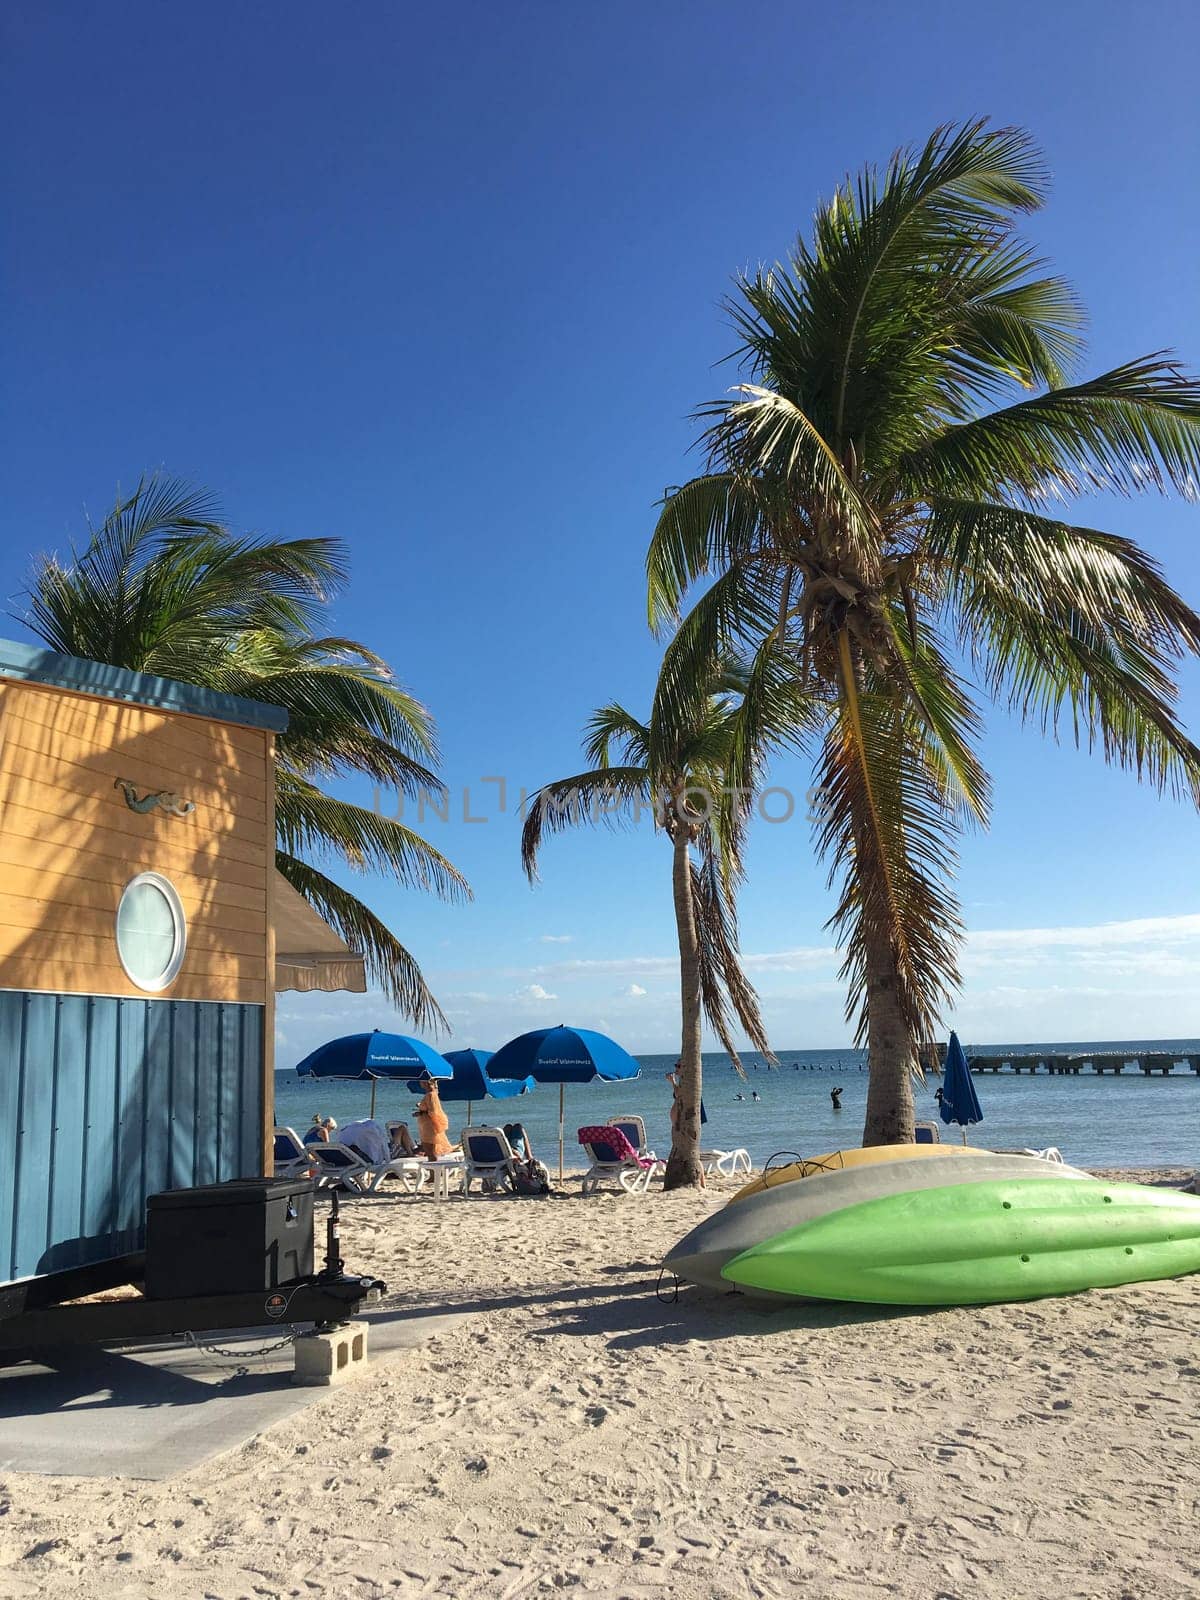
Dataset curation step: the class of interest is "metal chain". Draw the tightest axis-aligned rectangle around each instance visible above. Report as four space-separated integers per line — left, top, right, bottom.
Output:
179 1326 301 1369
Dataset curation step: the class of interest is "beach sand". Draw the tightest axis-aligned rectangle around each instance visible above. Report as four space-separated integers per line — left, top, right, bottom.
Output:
1 1167 1196 1600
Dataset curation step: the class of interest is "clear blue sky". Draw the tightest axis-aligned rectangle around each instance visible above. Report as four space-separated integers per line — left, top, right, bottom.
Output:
3 1 1198 1059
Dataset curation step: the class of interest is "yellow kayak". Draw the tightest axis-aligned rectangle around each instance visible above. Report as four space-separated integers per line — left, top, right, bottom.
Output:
728 1142 991 1205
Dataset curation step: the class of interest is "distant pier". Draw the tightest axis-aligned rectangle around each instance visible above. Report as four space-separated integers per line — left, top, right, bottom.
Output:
965 1051 1200 1077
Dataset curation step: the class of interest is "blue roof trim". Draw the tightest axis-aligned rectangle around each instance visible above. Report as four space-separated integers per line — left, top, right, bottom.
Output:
0 637 289 732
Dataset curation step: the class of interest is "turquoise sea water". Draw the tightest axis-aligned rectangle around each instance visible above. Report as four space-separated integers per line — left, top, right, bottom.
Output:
274 1038 1200 1170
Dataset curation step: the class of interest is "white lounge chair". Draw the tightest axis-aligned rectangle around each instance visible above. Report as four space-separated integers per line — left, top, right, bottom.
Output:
460 1126 520 1197
609 1113 749 1179
578 1125 663 1195
699 1147 752 1178
307 1141 426 1194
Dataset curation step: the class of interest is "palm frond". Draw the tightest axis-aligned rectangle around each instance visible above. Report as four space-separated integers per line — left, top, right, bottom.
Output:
809 120 1051 447
275 851 448 1032
274 772 471 900
520 766 652 881
927 499 1200 799
650 564 781 750
691 847 775 1073
816 639 963 1048
582 704 652 770
906 357 1200 502
882 607 991 824
646 474 768 629
703 386 878 562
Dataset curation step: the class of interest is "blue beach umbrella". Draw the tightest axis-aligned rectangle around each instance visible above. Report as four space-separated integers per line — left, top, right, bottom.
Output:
406 1047 535 1125
488 1024 641 1179
296 1029 453 1118
939 1030 983 1143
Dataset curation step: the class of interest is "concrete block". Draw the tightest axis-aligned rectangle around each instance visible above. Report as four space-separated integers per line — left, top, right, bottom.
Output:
292 1321 369 1386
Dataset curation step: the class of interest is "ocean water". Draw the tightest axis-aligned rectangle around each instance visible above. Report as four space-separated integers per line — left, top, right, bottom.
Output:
274 1038 1200 1170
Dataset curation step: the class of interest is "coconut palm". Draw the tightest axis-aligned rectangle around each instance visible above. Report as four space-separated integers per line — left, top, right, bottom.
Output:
521 656 807 1187
646 121 1200 1144
22 475 469 1028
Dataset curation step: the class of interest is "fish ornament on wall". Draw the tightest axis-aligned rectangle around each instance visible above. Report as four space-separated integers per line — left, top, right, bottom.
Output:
113 778 195 817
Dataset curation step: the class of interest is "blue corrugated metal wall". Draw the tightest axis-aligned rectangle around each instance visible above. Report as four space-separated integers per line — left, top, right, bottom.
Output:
0 991 263 1284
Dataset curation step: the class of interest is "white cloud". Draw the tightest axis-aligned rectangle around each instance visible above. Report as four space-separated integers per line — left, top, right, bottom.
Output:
966 913 1200 953
514 983 557 1002
539 934 573 944
621 983 648 997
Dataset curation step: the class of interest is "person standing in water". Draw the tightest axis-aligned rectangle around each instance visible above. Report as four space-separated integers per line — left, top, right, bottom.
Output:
831 1086 843 1109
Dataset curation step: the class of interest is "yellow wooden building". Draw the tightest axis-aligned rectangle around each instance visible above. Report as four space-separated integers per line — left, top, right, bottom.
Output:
0 637 363 1288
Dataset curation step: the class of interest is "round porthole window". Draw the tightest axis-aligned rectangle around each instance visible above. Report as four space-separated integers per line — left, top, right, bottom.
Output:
115 873 187 991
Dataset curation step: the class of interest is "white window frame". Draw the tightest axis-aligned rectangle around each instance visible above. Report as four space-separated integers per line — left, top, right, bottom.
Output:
115 871 187 992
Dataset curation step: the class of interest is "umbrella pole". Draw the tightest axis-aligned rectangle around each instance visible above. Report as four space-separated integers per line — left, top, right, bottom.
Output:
558 1083 564 1183
370 1079 378 1120
466 1100 473 1127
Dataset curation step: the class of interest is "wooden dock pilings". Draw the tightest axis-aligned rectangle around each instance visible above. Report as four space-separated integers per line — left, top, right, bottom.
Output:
965 1052 1200 1076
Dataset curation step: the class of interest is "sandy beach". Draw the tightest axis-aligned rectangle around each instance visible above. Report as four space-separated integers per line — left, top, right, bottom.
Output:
1 1168 1197 1600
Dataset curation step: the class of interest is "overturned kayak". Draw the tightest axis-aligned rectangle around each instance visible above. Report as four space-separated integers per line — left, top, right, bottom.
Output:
667 1152 1090 1295
726 1141 992 1206
722 1178 1200 1306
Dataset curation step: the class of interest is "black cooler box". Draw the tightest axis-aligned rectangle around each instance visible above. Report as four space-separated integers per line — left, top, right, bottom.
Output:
144 1177 315 1300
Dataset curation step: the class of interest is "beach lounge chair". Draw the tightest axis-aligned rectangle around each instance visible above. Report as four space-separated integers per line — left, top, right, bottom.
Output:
307 1142 425 1195
273 1126 314 1177
608 1114 658 1161
306 1141 372 1192
578 1125 663 1195
609 1114 749 1179
460 1126 520 1197
699 1147 753 1177
914 1121 942 1144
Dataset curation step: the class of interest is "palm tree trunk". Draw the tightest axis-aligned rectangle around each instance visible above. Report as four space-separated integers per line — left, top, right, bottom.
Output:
860 928 916 1145
664 823 705 1190
835 633 917 1147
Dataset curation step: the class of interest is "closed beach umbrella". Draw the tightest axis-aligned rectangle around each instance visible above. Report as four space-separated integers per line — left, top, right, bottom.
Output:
488 1024 641 1180
406 1046 535 1125
296 1029 453 1117
939 1031 983 1143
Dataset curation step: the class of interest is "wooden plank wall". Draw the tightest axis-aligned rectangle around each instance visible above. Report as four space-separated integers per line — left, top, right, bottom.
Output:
0 680 273 1006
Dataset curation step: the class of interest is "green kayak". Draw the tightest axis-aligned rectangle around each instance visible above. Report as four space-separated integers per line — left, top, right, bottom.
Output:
722 1178 1200 1306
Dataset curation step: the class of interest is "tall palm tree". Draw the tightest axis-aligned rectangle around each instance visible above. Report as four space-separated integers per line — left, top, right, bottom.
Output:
22 476 469 1028
521 657 804 1187
646 122 1200 1144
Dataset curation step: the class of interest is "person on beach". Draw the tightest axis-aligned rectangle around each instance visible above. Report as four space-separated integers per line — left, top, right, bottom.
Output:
503 1121 534 1160
503 1122 551 1193
666 1067 706 1188
389 1122 420 1158
414 1079 453 1158
304 1114 333 1144
666 1066 707 1129
338 1118 390 1165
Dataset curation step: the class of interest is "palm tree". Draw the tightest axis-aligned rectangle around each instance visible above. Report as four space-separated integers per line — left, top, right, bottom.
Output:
22 476 469 1028
646 121 1200 1144
521 657 803 1187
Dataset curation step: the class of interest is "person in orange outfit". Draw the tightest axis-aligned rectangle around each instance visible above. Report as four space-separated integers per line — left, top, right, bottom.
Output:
414 1078 452 1158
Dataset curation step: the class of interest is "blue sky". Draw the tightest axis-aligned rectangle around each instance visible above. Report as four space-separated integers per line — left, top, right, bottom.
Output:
3 1 1198 1060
